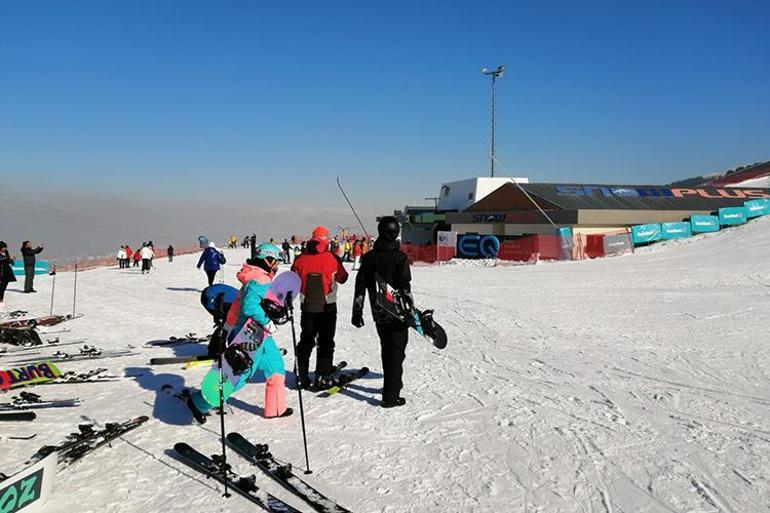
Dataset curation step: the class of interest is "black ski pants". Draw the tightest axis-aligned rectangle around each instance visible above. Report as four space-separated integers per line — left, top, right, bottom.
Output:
0 280 8 302
141 259 151 273
205 270 217 286
376 323 409 403
24 266 35 292
296 303 338 377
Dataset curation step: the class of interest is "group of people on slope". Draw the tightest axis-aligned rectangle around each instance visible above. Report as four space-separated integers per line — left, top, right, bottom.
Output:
117 242 173 273
185 216 412 423
0 240 45 308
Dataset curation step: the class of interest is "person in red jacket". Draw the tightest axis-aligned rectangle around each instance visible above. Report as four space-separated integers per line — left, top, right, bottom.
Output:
291 225 349 388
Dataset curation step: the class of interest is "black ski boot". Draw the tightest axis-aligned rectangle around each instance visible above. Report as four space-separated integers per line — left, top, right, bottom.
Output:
381 397 406 408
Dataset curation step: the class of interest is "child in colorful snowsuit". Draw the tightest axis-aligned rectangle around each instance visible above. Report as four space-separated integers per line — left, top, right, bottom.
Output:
188 243 291 421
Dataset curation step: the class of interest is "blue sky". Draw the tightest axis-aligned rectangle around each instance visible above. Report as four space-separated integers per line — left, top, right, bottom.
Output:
1 1 769 257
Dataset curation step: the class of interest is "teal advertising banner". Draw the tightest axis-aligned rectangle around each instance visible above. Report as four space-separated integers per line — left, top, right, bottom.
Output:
631 223 662 244
690 215 720 233
661 222 692 240
718 207 748 226
744 199 769 218
11 261 49 277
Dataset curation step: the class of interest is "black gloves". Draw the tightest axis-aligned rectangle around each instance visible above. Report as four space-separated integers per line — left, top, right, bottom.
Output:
351 310 365 328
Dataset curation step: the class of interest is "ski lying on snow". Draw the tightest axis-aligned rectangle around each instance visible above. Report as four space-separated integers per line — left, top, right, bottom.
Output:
0 411 36 421
30 415 149 468
173 442 302 512
0 392 80 410
227 433 353 513
150 355 211 365
9 349 137 365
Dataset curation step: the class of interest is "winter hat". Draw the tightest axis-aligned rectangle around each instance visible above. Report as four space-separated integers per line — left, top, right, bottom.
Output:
312 226 330 240
0 241 6 249
255 243 281 260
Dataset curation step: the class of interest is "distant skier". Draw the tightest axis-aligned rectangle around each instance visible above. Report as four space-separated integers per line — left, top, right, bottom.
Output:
20 241 44 293
291 225 348 388
140 243 155 274
281 239 291 264
352 216 411 408
0 242 16 308
167 244 174 262
117 245 127 269
187 243 291 422
132 245 142 267
197 242 226 286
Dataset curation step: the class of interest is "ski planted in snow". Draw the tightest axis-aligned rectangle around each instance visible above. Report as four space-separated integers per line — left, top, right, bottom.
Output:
227 433 353 513
173 442 302 512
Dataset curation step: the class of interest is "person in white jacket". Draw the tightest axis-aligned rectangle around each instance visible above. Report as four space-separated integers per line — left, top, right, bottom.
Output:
140 243 155 274
117 246 127 269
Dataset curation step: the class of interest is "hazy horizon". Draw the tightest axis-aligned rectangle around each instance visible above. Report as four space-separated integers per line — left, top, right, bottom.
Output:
2 1 768 261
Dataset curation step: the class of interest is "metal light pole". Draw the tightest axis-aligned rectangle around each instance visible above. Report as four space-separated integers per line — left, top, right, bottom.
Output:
482 65 504 177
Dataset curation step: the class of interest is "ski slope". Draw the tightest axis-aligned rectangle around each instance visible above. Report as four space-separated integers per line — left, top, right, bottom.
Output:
1 218 769 513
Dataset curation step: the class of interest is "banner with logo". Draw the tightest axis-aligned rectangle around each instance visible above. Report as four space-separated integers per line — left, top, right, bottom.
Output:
661 222 692 240
0 451 57 513
744 199 769 218
603 233 633 255
718 207 748 226
11 261 49 277
555 227 573 260
436 231 458 261
631 223 662 245
690 214 720 233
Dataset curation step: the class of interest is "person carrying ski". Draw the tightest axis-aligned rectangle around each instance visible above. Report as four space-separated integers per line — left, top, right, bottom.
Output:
351 216 411 408
187 243 291 422
0 242 17 308
197 242 226 286
290 225 349 388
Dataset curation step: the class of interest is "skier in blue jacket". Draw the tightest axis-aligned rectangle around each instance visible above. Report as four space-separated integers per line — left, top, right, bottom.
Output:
197 242 226 286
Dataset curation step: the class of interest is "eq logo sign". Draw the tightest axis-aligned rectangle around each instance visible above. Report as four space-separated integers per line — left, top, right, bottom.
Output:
457 235 501 259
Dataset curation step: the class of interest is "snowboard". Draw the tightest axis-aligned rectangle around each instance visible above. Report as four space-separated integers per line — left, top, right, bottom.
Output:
226 432 353 513
374 273 447 349
317 367 369 397
0 362 62 390
173 442 301 512
200 271 300 404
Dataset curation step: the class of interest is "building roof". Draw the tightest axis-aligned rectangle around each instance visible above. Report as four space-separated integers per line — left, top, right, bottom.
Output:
467 183 770 212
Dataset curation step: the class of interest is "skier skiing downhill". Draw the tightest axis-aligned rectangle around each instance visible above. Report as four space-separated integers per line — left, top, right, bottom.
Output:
186 243 292 423
352 216 412 408
290 225 349 389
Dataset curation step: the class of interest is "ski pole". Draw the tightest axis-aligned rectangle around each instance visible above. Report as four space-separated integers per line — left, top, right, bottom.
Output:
286 291 312 474
215 294 231 498
72 260 78 317
336 177 371 240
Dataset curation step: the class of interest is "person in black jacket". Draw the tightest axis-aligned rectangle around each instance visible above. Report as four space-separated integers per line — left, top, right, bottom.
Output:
167 244 174 262
20 241 44 293
351 216 412 408
0 241 17 307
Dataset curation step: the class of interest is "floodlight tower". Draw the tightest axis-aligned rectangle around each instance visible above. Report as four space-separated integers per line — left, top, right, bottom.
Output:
481 65 505 177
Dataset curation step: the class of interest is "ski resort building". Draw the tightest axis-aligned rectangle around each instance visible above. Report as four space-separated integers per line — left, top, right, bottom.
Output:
446 182 770 237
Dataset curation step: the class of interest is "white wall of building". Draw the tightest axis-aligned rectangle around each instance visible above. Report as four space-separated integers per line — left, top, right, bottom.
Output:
438 177 529 211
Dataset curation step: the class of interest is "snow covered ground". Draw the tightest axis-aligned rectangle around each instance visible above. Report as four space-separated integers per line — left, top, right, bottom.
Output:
2 217 769 513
